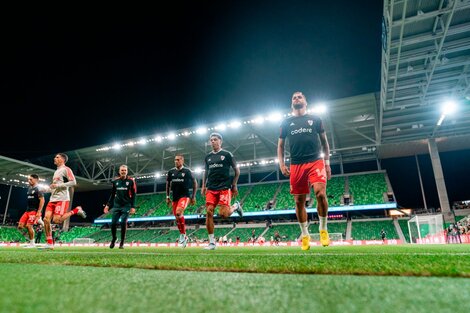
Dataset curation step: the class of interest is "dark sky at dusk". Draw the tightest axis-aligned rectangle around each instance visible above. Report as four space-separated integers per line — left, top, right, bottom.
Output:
1 1 383 159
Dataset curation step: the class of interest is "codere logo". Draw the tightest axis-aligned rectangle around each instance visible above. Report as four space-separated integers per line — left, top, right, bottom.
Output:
291 127 313 135
209 163 223 169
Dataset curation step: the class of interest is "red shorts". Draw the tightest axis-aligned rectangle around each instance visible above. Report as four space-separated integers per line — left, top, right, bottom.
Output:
172 197 190 215
45 201 70 216
19 210 37 225
290 159 327 194
206 189 231 207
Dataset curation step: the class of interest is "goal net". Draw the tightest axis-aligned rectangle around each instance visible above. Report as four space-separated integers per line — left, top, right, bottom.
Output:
72 238 95 245
407 214 444 244
311 232 343 242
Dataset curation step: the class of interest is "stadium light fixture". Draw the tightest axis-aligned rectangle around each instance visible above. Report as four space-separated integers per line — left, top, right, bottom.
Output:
267 112 282 122
196 127 207 135
441 100 457 115
228 120 242 128
215 124 226 131
112 143 121 150
310 103 327 114
437 100 458 126
167 133 176 140
253 116 264 124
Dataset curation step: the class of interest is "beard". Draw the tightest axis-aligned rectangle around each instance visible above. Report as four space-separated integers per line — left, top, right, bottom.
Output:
293 103 304 110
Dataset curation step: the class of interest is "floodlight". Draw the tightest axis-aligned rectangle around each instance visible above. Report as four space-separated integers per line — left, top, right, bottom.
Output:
441 100 457 115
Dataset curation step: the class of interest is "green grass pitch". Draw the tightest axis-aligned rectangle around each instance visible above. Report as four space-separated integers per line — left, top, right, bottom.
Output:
1 244 469 313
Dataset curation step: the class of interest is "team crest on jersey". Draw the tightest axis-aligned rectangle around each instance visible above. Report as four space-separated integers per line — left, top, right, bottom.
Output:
32 190 35 194
308 120 313 126
126 182 129 186
182 173 185 177
221 155 225 161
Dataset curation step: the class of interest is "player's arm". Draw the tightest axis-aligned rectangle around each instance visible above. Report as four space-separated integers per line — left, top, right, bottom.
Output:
201 161 208 197
277 137 290 177
129 178 136 214
319 131 331 180
53 168 77 188
230 155 240 197
191 173 198 205
36 195 45 218
104 182 116 213
166 172 171 205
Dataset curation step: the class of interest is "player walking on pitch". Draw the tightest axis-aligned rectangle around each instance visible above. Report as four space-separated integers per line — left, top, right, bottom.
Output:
166 154 198 248
278 91 331 250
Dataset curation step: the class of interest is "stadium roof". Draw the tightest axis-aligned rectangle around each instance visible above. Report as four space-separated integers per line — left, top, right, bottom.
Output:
380 0 470 145
2 0 470 191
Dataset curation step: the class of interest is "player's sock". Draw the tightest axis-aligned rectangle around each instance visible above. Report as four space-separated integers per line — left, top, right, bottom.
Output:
319 216 328 231
299 222 309 236
120 222 127 246
46 235 53 245
111 224 117 241
209 233 215 244
71 207 79 215
179 216 186 234
30 239 35 245
175 218 182 233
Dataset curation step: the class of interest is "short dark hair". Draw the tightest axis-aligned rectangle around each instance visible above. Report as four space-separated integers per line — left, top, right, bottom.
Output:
175 154 184 159
58 153 68 163
210 132 223 140
30 174 39 180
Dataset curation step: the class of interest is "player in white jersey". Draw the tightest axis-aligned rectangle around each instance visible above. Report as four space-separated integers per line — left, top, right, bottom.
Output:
42 153 86 249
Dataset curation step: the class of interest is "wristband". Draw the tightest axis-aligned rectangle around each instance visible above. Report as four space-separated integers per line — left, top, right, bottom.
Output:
325 159 330 166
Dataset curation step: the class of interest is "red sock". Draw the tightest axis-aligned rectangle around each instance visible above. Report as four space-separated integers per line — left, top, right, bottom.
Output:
47 235 53 244
179 216 185 234
71 208 79 215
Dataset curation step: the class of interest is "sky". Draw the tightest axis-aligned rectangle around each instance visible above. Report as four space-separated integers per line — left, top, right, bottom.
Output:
1 1 468 212
1 1 383 159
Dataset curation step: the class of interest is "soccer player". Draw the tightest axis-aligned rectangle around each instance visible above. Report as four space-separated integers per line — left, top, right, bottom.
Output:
166 154 198 248
18 174 45 248
104 164 136 249
201 132 243 250
43 153 87 249
277 91 331 250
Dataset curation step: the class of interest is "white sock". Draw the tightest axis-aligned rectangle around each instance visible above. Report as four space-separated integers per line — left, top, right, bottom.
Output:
209 234 215 244
299 222 309 236
319 216 328 231
30 239 35 244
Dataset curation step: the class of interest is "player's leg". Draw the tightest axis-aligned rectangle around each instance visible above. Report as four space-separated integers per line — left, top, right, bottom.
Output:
18 212 28 238
26 224 35 244
217 189 243 218
290 163 311 250
59 206 87 223
43 203 55 247
109 208 120 249
310 160 329 247
119 210 130 249
204 202 216 250
175 198 189 247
